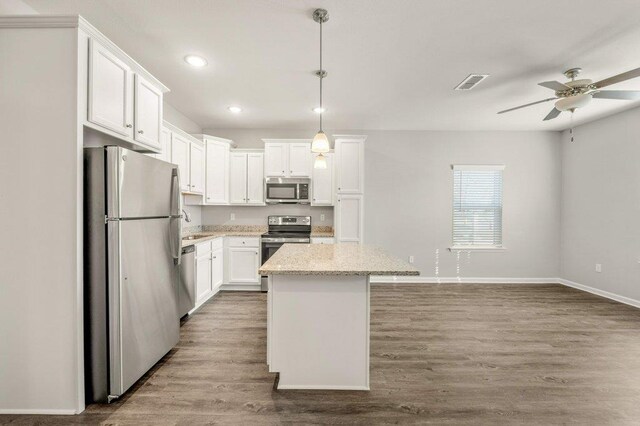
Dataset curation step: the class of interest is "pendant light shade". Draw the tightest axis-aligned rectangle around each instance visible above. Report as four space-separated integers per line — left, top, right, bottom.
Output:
314 153 328 169
312 131 330 153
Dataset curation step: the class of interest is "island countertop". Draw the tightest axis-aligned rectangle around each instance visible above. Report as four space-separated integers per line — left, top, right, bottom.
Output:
259 243 420 276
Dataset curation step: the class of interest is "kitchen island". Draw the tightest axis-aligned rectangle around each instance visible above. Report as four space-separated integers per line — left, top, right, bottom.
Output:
259 243 419 390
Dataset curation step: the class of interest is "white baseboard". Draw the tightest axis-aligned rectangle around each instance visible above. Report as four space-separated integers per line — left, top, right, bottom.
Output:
370 276 559 284
558 278 640 309
220 284 261 292
0 408 77 415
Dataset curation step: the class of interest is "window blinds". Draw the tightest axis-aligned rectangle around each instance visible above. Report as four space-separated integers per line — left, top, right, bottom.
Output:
452 165 504 247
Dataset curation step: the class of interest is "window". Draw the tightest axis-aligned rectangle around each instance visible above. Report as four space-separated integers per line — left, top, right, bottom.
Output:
452 165 504 248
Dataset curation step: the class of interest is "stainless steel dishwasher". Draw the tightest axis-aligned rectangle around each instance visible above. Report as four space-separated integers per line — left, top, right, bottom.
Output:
178 245 196 318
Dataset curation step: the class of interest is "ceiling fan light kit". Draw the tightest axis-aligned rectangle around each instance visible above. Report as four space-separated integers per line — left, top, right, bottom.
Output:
498 66 640 121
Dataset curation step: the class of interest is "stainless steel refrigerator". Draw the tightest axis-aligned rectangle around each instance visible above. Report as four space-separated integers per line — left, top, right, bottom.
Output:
84 146 182 403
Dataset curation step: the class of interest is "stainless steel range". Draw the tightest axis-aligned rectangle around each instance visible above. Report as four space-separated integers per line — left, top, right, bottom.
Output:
260 215 311 291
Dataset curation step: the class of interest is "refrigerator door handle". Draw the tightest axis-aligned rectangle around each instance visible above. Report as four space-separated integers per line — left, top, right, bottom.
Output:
170 167 183 265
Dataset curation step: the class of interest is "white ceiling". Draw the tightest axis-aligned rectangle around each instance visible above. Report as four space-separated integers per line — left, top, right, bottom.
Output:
21 0 640 131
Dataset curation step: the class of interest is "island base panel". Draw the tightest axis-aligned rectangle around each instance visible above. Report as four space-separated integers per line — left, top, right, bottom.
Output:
268 274 370 390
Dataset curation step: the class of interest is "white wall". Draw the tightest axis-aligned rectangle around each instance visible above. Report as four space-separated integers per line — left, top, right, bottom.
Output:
164 102 202 134
207 128 562 278
560 106 640 301
0 27 83 414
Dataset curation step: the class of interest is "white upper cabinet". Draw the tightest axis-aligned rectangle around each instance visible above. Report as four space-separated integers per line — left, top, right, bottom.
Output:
335 138 364 194
264 140 311 178
246 153 265 204
86 37 166 152
156 127 172 162
229 152 264 205
133 74 162 150
264 142 288 177
88 39 133 138
311 152 334 206
204 138 230 204
336 194 363 243
289 143 312 177
171 133 190 192
229 152 248 204
189 142 204 195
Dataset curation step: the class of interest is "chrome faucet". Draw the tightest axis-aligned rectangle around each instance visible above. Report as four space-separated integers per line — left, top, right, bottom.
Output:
182 209 192 223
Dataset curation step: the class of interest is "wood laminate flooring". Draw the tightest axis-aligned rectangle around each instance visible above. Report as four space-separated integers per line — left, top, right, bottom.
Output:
3 284 640 425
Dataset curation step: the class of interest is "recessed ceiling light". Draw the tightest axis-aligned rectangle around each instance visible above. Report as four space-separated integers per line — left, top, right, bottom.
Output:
313 107 326 113
184 55 207 67
228 106 242 113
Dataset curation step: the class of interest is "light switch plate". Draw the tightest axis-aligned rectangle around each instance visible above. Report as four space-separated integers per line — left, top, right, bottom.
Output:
595 263 602 273
320 214 325 221
230 213 235 221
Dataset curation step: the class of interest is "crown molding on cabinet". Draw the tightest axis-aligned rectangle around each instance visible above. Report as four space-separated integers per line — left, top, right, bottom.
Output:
0 14 170 94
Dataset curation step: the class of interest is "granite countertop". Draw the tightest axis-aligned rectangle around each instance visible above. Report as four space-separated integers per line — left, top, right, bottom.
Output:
181 225 334 248
259 243 420 276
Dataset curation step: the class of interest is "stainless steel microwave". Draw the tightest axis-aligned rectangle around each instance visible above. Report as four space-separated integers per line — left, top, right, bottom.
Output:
265 177 310 204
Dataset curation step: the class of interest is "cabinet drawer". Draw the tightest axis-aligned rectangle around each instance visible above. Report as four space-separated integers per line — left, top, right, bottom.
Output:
311 237 335 244
196 240 212 256
227 237 259 248
211 237 223 250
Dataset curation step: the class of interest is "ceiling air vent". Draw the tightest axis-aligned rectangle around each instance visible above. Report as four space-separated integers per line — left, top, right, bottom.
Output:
454 74 489 90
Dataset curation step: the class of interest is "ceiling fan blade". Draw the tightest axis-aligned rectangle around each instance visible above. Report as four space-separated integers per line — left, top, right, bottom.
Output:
538 81 571 91
593 67 640 88
497 97 557 114
592 90 640 100
543 108 561 121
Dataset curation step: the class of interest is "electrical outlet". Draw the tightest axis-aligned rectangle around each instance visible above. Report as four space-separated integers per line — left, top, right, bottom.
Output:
409 255 415 264
595 263 602 273
230 213 235 221
320 214 325 221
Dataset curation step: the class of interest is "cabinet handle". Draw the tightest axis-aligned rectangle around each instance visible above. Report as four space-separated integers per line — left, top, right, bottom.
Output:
126 124 133 128
138 130 144 134
207 197 211 200
212 256 217 259
242 241 245 244
255 252 258 255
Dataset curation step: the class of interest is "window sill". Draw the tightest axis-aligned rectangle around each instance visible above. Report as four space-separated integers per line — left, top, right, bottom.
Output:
448 246 506 252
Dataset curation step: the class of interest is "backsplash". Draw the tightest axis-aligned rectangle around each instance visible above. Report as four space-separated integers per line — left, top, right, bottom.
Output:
200 205 333 226
182 224 332 236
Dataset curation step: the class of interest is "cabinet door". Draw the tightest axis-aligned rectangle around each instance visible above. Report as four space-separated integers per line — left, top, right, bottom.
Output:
196 255 212 302
211 248 224 290
88 39 133 137
311 152 333 206
228 247 260 284
229 152 248 204
336 194 363 243
171 134 190 192
133 74 162 149
205 141 229 204
246 153 264 204
189 142 204 194
264 143 287 177
335 139 364 194
289 142 311 177
155 127 171 162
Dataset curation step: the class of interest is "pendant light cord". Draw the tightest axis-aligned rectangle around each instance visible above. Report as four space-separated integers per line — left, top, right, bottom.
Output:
319 18 323 132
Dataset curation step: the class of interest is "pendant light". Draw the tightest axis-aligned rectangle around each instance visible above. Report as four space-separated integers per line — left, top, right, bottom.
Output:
312 8 330 160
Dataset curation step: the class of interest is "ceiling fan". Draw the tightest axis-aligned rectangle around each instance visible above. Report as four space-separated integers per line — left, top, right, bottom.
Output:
498 67 640 120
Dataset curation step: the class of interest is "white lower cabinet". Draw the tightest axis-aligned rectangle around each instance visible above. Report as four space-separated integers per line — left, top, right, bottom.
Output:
336 194 364 243
228 248 260 284
212 248 224 290
195 251 212 304
226 237 260 285
194 238 224 308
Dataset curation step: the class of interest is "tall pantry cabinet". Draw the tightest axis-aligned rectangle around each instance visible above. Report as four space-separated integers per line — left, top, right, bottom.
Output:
334 136 366 243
